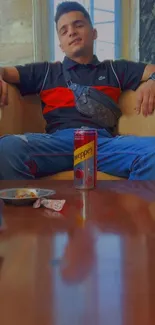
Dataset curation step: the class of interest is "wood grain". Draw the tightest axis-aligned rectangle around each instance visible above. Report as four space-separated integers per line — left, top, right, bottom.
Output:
0 180 155 325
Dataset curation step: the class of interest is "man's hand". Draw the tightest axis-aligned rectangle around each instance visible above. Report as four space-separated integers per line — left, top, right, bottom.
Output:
136 80 155 117
0 78 8 107
0 66 20 108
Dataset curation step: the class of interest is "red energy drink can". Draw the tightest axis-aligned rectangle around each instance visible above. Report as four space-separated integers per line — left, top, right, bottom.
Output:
74 128 97 189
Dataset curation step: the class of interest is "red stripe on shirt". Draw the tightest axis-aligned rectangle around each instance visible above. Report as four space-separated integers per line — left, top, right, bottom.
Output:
41 86 121 115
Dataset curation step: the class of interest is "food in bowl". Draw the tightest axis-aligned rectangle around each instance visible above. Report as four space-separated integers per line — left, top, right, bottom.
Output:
15 189 38 199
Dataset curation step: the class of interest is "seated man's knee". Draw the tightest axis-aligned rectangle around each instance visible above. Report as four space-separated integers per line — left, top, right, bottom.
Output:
0 135 29 179
131 151 155 180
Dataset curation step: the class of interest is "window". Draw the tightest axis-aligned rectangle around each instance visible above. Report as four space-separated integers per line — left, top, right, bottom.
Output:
91 0 121 60
52 0 121 61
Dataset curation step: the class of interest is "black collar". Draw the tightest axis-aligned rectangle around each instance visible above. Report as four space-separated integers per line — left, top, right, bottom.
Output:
63 55 100 70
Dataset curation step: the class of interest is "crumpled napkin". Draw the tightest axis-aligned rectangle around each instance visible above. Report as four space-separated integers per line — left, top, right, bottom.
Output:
33 198 66 212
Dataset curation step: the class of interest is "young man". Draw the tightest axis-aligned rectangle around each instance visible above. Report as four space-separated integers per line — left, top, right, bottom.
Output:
0 1 155 180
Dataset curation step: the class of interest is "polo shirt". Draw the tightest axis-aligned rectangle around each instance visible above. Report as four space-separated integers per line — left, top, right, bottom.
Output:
16 56 146 134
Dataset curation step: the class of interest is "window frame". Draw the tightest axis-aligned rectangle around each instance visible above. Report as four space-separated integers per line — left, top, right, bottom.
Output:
89 0 122 59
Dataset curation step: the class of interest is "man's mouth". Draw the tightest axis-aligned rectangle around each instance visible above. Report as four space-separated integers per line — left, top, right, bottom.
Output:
69 38 82 45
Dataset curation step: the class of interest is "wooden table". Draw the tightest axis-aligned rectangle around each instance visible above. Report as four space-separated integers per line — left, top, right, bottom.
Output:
0 180 155 325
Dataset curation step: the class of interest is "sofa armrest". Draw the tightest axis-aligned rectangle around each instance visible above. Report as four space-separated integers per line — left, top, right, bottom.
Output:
0 84 23 135
118 89 155 136
0 84 45 136
21 93 45 134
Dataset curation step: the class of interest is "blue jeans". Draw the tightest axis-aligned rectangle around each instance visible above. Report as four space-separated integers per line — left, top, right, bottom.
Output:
0 128 155 180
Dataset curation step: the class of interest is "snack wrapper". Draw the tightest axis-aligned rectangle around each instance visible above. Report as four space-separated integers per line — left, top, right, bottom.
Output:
33 198 66 212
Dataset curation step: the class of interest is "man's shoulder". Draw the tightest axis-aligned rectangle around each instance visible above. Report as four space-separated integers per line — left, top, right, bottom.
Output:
111 58 145 66
18 60 62 69
51 60 62 64
98 59 125 68
46 61 62 73
48 61 62 67
28 60 62 75
102 59 129 66
101 58 135 65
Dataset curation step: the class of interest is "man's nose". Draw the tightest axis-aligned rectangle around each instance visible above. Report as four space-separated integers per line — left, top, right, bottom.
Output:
68 26 77 37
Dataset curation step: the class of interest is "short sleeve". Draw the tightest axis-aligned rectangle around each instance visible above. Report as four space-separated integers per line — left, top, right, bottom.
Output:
15 62 49 96
112 60 147 91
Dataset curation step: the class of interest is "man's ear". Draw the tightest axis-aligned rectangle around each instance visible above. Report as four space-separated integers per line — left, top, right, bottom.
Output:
93 28 98 41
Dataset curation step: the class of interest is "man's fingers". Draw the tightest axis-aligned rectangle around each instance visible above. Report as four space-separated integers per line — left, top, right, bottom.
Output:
0 80 8 107
136 91 143 114
141 92 149 116
148 95 155 115
0 80 2 97
0 80 3 107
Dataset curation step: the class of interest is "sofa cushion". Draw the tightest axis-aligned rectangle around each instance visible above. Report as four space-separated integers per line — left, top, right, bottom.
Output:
43 171 124 180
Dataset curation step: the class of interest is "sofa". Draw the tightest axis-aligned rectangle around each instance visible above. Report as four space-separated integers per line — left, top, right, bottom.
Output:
0 84 155 180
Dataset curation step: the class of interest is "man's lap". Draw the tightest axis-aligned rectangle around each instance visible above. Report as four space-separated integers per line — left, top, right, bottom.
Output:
0 129 155 179
97 134 155 178
0 130 74 178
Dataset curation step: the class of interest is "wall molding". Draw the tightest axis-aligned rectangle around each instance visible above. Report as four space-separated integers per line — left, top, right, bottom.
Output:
32 0 50 62
129 0 140 61
121 0 139 61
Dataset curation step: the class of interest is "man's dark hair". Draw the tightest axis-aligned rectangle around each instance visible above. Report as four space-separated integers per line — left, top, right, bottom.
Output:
55 1 92 26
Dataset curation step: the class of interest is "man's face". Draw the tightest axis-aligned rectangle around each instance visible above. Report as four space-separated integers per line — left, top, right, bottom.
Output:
57 11 97 58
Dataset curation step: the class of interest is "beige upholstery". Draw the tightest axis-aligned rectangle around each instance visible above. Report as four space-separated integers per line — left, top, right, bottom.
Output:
0 84 155 180
119 90 155 136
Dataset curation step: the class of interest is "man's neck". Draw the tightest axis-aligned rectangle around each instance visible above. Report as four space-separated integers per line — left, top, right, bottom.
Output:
69 54 94 64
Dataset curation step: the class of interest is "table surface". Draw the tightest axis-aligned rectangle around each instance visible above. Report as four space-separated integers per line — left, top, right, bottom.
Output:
0 180 155 325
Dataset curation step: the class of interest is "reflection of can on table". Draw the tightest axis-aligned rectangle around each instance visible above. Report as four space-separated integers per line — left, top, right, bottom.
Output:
76 191 90 227
0 199 5 232
74 128 97 189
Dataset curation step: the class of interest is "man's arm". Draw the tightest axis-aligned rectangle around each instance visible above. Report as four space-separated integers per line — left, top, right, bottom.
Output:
0 62 49 107
136 64 155 116
14 62 49 96
141 64 155 81
0 67 19 106
0 66 20 84
112 59 147 91
112 60 155 116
